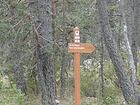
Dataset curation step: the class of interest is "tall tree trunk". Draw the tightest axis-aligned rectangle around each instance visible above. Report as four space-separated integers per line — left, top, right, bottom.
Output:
60 52 67 97
29 0 56 105
99 36 104 97
60 0 68 98
97 0 138 104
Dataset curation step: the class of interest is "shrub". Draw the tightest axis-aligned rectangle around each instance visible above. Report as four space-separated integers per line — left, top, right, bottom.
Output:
0 84 25 105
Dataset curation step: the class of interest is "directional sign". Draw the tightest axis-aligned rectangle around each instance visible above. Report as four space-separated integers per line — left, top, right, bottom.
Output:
68 27 96 105
68 43 96 53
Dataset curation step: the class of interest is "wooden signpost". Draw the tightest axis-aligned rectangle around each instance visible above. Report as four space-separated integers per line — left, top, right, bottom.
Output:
68 27 96 105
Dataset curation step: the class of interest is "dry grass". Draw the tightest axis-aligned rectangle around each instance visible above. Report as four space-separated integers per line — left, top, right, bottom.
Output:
24 94 42 105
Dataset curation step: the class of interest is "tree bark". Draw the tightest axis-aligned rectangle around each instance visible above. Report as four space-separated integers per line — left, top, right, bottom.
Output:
28 0 56 105
97 0 138 104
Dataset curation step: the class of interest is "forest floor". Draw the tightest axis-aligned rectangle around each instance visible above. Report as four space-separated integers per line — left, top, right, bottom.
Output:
0 86 97 105
25 95 97 105
60 97 97 105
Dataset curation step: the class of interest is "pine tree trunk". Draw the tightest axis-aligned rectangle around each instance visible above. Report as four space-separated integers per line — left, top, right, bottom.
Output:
99 36 104 97
28 0 56 105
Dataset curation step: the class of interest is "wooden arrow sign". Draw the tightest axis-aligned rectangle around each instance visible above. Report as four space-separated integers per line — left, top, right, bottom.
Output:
68 43 96 53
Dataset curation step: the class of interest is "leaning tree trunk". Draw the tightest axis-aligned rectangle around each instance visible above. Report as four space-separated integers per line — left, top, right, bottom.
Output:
120 1 140 103
97 0 139 104
28 0 56 105
124 0 139 72
120 0 138 101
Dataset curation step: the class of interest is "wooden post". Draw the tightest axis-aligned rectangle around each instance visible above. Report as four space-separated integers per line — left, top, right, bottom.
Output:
73 27 81 105
74 53 81 105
